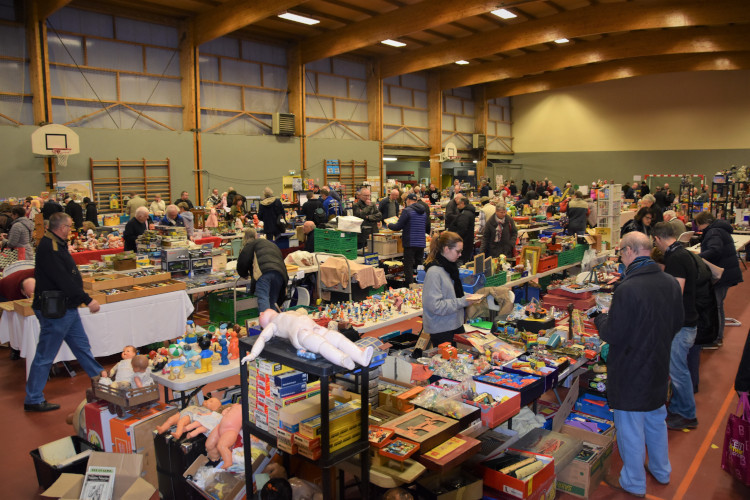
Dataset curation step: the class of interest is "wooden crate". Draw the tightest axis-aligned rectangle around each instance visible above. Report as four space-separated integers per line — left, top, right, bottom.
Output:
13 299 34 316
128 271 171 285
83 273 135 290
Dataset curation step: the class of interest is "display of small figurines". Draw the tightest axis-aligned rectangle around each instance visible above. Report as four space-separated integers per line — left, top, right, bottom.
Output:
378 438 420 470
524 298 548 319
311 288 423 328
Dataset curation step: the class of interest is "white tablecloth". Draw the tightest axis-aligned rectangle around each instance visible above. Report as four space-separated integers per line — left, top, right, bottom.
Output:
0 291 194 379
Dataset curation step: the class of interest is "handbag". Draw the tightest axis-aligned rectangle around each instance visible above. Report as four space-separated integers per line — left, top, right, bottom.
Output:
721 392 750 486
41 290 67 319
0 247 19 270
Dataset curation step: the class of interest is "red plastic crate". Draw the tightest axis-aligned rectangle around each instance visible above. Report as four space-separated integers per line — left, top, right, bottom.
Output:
537 254 558 273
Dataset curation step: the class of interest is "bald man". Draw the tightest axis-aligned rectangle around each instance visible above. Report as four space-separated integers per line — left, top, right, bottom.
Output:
0 268 35 302
303 221 316 252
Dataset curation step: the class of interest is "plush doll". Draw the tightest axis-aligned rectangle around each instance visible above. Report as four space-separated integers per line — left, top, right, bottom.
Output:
235 216 244 231
241 309 373 370
195 334 214 374
205 404 242 468
155 397 222 439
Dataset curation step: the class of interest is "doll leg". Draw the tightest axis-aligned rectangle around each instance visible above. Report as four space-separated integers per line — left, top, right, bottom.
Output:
217 430 240 469
184 422 208 439
156 413 180 434
298 329 355 370
171 415 192 439
205 426 220 461
315 326 373 366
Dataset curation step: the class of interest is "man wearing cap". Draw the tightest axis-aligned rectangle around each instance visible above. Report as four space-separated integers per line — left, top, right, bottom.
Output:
388 193 430 285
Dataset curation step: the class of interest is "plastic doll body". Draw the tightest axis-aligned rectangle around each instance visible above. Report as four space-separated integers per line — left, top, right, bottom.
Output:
241 310 373 370
156 397 221 439
205 404 242 468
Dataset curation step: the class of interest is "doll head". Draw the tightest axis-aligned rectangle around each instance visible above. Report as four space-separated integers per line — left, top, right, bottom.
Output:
259 309 279 328
131 354 149 373
203 397 221 412
197 334 212 351
122 345 137 360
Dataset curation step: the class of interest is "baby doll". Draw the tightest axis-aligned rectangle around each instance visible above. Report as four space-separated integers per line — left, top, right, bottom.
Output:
105 345 136 380
205 403 242 468
130 354 154 388
156 397 222 439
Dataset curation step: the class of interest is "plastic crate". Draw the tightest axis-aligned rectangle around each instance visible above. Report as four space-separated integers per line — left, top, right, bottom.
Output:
208 290 258 323
462 273 486 293
369 285 385 296
558 244 588 266
314 229 357 259
537 254 558 273
485 271 507 287
31 436 97 489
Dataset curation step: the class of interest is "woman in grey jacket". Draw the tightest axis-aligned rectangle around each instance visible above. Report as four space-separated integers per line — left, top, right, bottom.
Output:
422 231 481 346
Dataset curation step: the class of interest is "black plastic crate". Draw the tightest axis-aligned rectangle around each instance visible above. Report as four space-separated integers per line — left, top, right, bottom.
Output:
30 435 97 489
154 431 207 500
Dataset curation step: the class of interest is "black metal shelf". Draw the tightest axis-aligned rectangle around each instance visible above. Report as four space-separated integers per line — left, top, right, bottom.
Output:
239 335 371 498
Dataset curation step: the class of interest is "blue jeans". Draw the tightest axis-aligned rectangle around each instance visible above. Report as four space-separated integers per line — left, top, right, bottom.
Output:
614 406 671 495
669 325 697 419
26 309 104 405
255 271 285 312
715 285 729 342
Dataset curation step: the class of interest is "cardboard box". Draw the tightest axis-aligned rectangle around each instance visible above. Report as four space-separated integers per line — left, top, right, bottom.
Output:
484 475 557 500
41 451 155 500
83 273 135 290
109 404 178 488
378 377 423 412
417 470 483 500
113 258 137 271
13 298 34 316
481 451 555 499
464 381 521 428
84 401 117 452
184 455 245 500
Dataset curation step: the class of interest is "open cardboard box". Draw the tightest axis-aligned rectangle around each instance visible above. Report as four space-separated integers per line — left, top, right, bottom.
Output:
42 451 155 500
553 377 616 498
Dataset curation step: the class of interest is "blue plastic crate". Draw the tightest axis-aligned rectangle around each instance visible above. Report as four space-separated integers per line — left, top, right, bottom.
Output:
462 273 486 293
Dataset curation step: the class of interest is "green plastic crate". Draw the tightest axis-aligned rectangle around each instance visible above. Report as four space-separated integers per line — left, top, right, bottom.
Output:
369 285 385 296
209 290 258 323
558 244 588 266
314 229 357 259
485 271 507 287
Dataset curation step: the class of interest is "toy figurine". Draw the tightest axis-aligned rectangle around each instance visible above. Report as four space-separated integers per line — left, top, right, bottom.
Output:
218 337 229 365
195 334 214 374
155 397 222 439
151 347 169 372
181 342 200 368
184 320 197 345
241 309 373 370
227 331 239 360
164 344 186 380
205 207 219 228
205 403 242 468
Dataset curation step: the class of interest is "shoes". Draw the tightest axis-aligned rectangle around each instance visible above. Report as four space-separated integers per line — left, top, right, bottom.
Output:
604 475 645 498
9 348 20 361
701 341 722 350
666 412 698 430
646 467 670 485
24 401 61 412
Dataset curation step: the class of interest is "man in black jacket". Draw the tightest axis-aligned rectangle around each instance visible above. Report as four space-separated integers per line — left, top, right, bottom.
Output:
237 229 288 312
174 191 194 210
123 207 150 251
448 198 476 265
301 191 325 227
594 231 683 497
353 187 382 249
42 194 63 220
26 213 107 412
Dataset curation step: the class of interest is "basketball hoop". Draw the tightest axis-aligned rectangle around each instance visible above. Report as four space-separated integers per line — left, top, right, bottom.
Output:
53 148 71 167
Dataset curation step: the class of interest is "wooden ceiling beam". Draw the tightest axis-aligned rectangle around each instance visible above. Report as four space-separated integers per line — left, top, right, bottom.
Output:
37 0 73 19
441 25 750 89
300 0 504 64
485 51 750 98
193 0 311 46
381 0 750 78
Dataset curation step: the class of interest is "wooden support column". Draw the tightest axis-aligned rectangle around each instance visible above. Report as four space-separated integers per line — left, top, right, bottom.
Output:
27 1 54 188
474 84 487 180
288 45 306 173
367 60 383 193
179 21 202 204
427 72 442 187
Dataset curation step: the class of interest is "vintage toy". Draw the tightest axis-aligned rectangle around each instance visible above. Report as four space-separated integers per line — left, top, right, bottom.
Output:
241 309 373 370
205 403 242 469
155 397 222 439
195 334 215 374
164 344 187 380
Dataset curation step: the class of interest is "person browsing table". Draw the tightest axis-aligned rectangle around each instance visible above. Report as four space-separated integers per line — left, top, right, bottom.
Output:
422 231 482 347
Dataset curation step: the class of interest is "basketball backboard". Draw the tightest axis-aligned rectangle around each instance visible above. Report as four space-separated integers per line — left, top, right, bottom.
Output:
31 124 80 156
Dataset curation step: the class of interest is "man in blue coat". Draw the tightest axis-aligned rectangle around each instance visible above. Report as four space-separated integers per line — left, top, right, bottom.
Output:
388 193 430 285
595 231 683 497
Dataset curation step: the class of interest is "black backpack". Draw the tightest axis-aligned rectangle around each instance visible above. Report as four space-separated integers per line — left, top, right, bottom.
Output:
312 206 327 226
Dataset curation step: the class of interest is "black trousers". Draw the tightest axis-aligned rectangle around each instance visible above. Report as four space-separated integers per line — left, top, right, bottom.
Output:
430 325 466 348
403 246 424 285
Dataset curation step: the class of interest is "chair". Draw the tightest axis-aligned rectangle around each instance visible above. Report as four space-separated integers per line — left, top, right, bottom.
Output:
282 286 311 310
677 231 694 244
229 238 243 260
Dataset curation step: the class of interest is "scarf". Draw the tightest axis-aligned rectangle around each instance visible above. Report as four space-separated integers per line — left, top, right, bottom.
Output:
624 255 653 277
494 217 505 243
426 254 464 299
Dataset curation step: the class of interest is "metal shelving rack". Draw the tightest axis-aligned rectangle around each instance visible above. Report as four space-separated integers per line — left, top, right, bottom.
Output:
595 184 622 250
239 336 370 498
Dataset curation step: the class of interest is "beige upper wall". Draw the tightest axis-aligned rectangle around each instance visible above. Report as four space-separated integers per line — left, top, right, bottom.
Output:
513 70 750 153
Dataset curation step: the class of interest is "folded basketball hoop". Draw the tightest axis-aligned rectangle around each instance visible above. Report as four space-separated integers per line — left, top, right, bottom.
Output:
53 148 71 167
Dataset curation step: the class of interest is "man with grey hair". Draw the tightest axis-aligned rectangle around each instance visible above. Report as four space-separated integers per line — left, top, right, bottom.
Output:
594 231 683 497
663 210 687 236
444 192 462 228
640 193 663 223
160 204 184 227
353 186 382 249
378 188 401 219
123 206 151 251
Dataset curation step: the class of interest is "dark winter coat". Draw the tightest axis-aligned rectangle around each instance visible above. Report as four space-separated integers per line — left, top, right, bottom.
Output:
480 214 518 258
85 202 99 227
32 230 93 310
699 219 743 288
353 199 382 248
42 200 63 220
378 198 400 219
64 201 84 229
237 237 288 307
595 260 683 411
620 218 650 238
566 198 588 234
448 204 475 248
258 197 284 238
388 202 429 248
444 199 460 227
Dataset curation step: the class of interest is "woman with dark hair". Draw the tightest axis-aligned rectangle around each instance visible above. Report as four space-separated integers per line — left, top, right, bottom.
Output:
695 211 743 348
83 197 98 227
620 207 653 237
422 231 482 347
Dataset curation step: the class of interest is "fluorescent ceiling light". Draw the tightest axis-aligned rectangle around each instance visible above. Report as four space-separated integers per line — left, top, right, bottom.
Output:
473 160 478 164
381 39 406 48
383 157 398 161
455 60 470 65
278 12 319 25
491 9 517 19
554 38 570 44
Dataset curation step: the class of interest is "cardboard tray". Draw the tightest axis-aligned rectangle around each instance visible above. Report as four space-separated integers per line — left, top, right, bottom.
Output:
83 273 135 290
13 298 34 316
127 271 172 285
464 381 521 428
500 361 560 393
481 450 555 499
473 370 545 408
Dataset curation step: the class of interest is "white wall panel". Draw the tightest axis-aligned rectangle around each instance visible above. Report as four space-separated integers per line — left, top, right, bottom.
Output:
244 88 287 114
241 40 286 65
333 58 366 79
201 38 239 58
48 8 113 38
444 96 462 115
262 65 287 89
50 67 117 100
403 109 428 128
199 56 219 81
0 24 25 58
306 95 333 118
120 75 181 105
336 100 367 122
388 86 412 106
413 91 427 109
146 47 180 76
401 74 427 91
201 83 242 109
115 17 178 47
221 58 261 86
317 74 348 98
48 34 84 65
87 38 142 72
383 106 402 124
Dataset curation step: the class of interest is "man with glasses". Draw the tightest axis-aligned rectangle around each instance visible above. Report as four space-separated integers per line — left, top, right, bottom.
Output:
595 232 683 497
25 213 107 412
